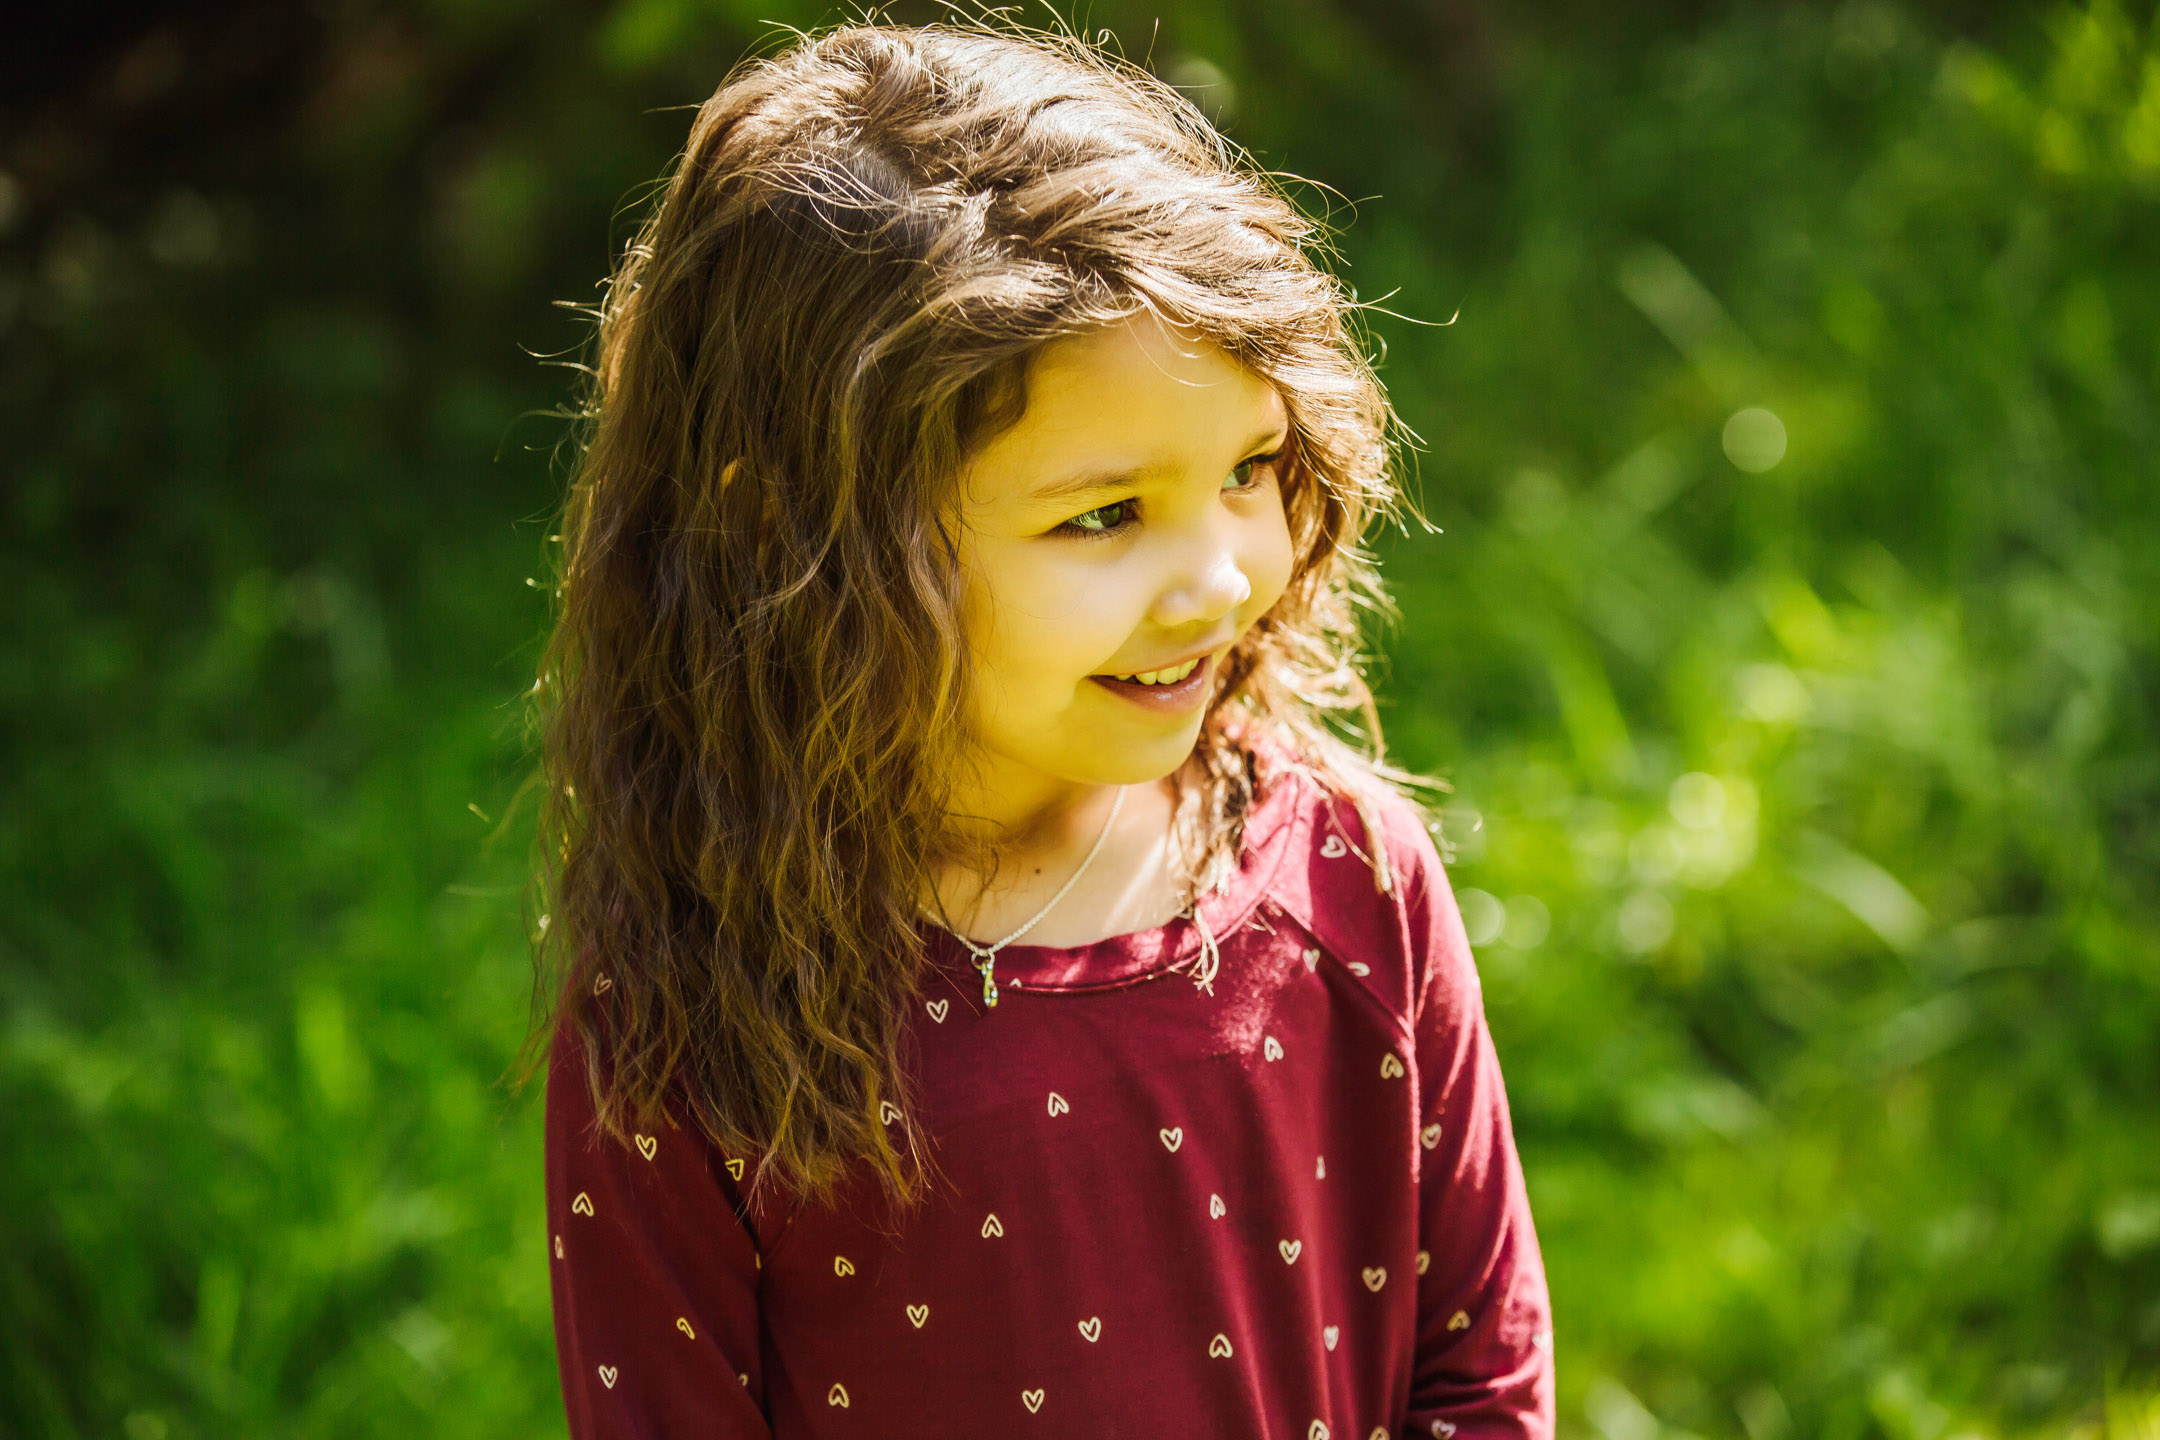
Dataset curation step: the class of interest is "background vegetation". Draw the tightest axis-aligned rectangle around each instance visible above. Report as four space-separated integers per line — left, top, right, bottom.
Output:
2 0 2156 1436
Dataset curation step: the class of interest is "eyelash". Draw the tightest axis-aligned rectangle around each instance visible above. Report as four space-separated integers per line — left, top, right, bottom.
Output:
1055 450 1284 539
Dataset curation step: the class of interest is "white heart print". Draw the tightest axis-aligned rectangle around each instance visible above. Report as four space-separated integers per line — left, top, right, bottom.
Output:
1320 833 1348 858
1159 1126 1183 1152
1078 1316 1100 1342
908 1304 929 1328
1209 1193 1226 1218
1264 1035 1285 1061
1362 1266 1387 1291
1022 1388 1044 1413
1047 1091 1069 1117
1323 1324 1339 1351
1208 1333 1234 1358
1302 948 1320 971
598 1365 618 1389
1279 1238 1302 1263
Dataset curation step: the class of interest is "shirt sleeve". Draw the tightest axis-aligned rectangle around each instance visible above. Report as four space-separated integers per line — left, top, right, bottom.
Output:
1398 823 1556 1440
546 1025 777 1438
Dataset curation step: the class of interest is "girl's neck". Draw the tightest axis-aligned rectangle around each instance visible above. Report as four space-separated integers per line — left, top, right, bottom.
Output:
940 760 1112 859
927 768 1190 950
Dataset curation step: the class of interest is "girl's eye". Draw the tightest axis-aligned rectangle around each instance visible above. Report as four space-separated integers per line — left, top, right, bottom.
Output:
1061 500 1132 536
1226 450 1284 491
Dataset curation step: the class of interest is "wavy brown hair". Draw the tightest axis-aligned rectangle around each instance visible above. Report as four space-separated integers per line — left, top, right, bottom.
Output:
526 19 1421 1215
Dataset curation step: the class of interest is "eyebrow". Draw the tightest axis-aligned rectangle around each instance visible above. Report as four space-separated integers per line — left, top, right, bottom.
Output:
1025 424 1292 506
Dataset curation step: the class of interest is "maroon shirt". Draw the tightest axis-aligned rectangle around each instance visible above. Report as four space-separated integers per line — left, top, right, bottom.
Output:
546 763 1554 1439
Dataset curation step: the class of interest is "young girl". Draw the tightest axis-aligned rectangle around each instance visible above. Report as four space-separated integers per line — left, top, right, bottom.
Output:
534 21 1552 1439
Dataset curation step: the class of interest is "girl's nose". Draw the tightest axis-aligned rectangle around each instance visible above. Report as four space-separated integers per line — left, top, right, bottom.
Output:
1150 543 1253 630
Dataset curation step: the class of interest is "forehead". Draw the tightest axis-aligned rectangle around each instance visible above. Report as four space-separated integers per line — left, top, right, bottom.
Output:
961 313 1286 506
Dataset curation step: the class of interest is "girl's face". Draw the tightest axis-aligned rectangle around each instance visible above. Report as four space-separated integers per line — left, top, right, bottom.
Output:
953 313 1295 803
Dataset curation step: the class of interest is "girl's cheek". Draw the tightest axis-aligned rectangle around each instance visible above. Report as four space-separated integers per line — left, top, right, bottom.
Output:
1243 503 1298 623
973 547 1120 688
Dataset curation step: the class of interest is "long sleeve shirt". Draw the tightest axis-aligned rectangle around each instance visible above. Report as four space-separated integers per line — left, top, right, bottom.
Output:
545 762 1554 1439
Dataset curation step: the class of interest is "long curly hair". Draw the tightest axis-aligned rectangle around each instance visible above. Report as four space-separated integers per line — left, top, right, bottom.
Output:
526 20 1421 1216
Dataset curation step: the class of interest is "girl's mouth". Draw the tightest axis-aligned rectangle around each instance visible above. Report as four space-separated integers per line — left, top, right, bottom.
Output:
1089 653 1213 712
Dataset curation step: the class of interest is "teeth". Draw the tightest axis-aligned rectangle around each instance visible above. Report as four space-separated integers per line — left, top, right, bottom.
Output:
1112 657 1200 686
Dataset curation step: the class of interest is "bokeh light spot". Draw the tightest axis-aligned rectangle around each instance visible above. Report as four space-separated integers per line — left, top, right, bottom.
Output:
1669 772 1727 830
1457 887 1505 947
1723 407 1788 472
1618 891 1675 953
1502 895 1551 949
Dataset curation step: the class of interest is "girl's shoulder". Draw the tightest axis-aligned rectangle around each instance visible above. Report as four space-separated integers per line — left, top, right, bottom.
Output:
1253 756 1460 1027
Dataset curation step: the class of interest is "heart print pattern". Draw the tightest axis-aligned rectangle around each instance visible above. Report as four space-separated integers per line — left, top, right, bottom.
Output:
552 783 1551 1439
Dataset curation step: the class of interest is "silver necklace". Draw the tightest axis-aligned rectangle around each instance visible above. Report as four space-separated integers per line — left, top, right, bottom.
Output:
933 786 1127 1008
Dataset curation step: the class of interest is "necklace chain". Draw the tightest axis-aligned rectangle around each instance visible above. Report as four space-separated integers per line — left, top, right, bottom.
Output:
933 786 1127 1009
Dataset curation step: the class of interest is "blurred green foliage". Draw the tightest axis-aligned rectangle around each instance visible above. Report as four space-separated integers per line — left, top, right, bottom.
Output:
2 1 2156 1437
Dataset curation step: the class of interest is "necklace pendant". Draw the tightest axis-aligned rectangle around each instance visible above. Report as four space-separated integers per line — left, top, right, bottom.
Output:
975 955 999 1008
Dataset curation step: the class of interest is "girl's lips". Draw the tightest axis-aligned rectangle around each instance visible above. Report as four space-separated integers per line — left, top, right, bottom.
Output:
1089 653 1214 713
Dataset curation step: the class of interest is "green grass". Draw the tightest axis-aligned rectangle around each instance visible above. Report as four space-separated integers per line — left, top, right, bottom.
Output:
2 1 2156 1436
